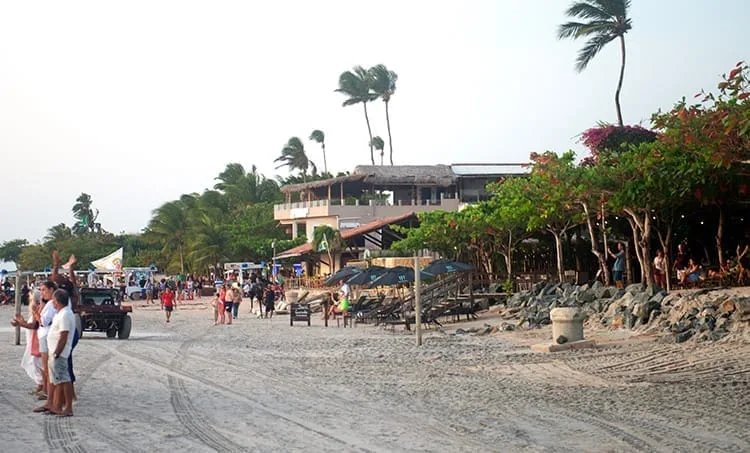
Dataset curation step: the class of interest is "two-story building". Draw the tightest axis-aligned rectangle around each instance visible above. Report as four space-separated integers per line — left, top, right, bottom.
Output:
273 163 528 272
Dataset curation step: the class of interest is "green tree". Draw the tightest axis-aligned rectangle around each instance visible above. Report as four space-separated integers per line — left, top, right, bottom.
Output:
336 66 378 165
369 64 398 165
44 223 73 243
188 213 231 274
558 0 632 126
311 225 345 273
0 239 28 269
496 152 583 283
145 198 193 273
72 193 101 235
275 137 317 182
309 130 327 175
214 163 280 206
371 136 385 165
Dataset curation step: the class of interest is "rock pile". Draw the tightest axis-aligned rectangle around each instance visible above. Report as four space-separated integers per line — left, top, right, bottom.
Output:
496 281 750 343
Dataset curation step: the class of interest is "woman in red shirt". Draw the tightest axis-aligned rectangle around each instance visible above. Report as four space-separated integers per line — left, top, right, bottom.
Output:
161 287 175 323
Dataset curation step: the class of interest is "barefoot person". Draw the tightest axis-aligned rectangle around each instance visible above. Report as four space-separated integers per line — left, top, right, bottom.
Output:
47 289 76 417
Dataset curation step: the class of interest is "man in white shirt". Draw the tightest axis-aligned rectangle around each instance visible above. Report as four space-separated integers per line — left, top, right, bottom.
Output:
31 281 58 412
46 289 76 417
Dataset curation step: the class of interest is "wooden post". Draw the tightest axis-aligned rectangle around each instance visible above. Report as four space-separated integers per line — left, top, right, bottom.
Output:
14 268 22 345
327 184 331 202
414 255 422 346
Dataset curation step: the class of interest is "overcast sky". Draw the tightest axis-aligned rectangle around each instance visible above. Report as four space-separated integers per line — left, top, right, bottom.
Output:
1 0 748 250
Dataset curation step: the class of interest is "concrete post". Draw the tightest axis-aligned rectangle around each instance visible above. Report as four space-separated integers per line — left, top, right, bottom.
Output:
550 307 585 343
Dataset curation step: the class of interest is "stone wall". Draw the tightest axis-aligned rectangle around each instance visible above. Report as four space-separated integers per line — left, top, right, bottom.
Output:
498 281 750 343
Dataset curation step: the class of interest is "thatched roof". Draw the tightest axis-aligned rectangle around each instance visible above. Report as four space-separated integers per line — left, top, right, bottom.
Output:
280 174 364 194
280 165 456 193
353 165 456 186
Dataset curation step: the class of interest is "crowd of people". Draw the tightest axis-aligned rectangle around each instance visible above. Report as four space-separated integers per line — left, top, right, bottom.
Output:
10 251 79 417
607 240 746 290
208 272 284 325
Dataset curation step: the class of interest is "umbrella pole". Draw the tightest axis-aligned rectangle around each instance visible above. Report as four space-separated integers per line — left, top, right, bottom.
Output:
414 255 422 347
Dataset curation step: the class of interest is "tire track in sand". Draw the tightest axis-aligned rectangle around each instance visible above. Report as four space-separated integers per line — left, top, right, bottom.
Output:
97 340 381 453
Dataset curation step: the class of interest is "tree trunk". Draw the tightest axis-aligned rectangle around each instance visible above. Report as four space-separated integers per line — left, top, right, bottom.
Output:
179 243 185 274
627 217 643 282
615 35 626 127
385 100 394 165
550 230 564 283
581 201 610 285
363 103 375 165
600 199 610 281
656 219 672 292
716 204 724 266
322 143 328 175
507 230 513 279
624 209 653 289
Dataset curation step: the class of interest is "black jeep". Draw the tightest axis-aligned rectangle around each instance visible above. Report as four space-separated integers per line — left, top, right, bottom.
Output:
75 287 133 339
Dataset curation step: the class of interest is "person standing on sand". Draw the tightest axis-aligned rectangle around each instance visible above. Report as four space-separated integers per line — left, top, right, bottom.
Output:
211 291 221 325
44 289 75 417
264 286 275 318
609 242 626 289
224 286 234 324
161 286 175 322
231 283 242 319
11 290 44 394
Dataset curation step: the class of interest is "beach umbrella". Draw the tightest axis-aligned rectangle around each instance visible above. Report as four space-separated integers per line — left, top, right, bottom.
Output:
324 266 362 286
422 259 474 277
346 265 387 286
366 266 434 288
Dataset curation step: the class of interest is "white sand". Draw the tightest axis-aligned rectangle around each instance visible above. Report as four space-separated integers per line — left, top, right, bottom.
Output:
1 298 748 453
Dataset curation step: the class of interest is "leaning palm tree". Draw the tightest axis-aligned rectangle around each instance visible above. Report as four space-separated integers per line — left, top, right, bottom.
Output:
335 66 378 164
309 130 327 175
369 64 398 165
371 136 385 166
558 0 632 126
274 137 317 182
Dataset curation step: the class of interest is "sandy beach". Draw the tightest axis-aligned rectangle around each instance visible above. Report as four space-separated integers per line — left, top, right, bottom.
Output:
1 298 749 453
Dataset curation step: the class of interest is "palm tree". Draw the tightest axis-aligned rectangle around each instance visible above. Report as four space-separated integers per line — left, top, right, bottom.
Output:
72 193 100 235
371 136 385 165
558 0 632 126
275 137 317 182
188 212 231 274
146 198 192 273
214 163 281 206
45 223 73 243
309 130 327 175
335 66 378 165
369 64 398 165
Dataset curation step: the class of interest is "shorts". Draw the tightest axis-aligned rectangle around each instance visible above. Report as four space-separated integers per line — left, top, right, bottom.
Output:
49 356 71 384
39 336 49 354
225 302 234 312
164 305 173 312
613 270 624 282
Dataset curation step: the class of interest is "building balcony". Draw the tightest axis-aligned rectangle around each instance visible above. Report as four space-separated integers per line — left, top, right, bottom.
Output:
274 195 460 222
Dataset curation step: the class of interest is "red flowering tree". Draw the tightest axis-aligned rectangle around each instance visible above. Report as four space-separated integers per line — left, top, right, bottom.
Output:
651 61 749 265
580 124 658 164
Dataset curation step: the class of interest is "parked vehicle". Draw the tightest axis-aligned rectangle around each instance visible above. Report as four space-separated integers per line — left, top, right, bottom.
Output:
75 287 132 339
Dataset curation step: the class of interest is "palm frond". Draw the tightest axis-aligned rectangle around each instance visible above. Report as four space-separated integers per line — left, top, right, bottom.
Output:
310 129 325 143
565 1 612 21
576 32 616 71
